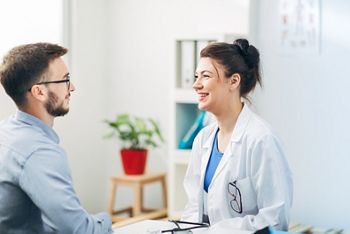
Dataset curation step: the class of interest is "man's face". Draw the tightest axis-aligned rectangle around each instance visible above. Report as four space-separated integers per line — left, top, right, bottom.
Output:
43 58 75 117
45 90 69 116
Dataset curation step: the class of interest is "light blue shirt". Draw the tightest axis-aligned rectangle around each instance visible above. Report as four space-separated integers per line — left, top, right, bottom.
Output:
0 111 112 234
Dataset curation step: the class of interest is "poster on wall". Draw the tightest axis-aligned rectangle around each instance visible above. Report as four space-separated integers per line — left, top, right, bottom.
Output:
279 0 320 55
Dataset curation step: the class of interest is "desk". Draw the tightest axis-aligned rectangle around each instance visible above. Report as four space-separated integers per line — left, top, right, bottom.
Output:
113 220 253 234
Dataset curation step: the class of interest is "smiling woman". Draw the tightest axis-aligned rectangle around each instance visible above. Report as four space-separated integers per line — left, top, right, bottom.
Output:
182 39 293 231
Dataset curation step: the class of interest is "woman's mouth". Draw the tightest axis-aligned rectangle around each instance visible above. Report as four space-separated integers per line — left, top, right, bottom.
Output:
198 93 209 101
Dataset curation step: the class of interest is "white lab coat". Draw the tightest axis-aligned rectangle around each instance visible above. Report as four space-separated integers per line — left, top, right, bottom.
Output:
182 104 293 231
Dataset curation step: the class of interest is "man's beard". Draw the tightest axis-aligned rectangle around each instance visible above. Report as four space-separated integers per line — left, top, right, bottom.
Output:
45 91 69 117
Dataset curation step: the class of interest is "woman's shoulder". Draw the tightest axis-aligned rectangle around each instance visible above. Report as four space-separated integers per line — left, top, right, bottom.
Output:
245 108 278 141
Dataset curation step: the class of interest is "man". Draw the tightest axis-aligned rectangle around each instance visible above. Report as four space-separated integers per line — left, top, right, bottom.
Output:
0 43 113 233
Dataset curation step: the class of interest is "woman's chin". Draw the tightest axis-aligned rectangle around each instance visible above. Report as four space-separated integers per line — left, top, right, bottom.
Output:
198 103 209 111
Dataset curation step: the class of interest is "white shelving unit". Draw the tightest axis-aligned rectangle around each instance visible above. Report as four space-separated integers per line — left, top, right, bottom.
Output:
168 34 244 218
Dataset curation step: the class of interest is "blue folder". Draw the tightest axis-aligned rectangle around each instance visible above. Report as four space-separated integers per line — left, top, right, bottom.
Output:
178 111 206 149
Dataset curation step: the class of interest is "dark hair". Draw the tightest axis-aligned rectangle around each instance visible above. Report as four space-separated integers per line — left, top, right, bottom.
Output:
0 42 68 107
200 39 261 98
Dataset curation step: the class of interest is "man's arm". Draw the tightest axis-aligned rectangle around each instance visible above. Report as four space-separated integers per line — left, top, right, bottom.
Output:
19 147 113 234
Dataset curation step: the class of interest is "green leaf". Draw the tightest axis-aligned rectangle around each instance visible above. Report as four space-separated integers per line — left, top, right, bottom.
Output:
103 113 165 150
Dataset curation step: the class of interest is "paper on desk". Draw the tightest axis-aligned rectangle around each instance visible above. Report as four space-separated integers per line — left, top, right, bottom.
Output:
192 219 253 234
113 219 254 234
113 220 175 234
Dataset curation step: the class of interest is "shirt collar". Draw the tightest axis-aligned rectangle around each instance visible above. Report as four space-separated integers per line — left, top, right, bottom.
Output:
15 110 60 144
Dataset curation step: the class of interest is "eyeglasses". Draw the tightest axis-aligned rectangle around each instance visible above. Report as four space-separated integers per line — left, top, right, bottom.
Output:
228 181 242 213
29 74 71 91
151 220 209 233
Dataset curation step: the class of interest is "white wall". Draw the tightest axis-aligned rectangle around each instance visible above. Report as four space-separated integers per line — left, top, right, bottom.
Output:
104 0 250 209
0 92 15 120
252 0 350 229
55 0 112 213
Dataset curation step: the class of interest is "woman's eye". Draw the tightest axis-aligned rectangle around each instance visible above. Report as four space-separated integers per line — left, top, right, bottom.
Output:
194 74 211 81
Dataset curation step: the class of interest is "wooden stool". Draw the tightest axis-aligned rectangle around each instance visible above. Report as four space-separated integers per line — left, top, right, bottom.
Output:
108 172 168 222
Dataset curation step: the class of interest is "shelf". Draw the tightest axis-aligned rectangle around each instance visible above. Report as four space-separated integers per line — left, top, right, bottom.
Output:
172 149 191 165
174 88 198 103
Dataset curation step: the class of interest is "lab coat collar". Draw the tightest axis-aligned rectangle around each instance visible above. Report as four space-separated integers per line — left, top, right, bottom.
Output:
202 103 252 149
228 103 252 143
203 125 218 149
200 103 252 188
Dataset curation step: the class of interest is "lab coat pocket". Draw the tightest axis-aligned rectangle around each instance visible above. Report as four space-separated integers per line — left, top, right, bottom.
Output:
230 177 256 214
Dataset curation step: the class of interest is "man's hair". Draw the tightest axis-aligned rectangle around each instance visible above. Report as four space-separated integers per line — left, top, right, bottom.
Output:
0 43 68 107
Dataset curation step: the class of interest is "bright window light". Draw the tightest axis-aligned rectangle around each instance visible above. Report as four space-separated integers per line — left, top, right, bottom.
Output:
0 0 63 58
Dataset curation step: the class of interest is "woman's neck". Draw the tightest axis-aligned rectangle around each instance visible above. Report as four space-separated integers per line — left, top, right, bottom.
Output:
216 101 243 135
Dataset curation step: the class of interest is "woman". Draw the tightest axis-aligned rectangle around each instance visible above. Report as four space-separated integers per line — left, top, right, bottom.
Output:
182 39 293 231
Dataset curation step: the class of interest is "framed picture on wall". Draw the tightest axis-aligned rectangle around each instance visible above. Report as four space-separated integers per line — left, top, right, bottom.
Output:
279 0 320 55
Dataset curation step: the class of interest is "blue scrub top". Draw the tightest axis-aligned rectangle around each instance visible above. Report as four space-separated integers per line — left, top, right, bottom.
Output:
204 129 224 192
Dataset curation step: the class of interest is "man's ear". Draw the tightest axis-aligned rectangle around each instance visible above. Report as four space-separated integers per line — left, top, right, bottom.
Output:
29 85 47 102
229 73 241 90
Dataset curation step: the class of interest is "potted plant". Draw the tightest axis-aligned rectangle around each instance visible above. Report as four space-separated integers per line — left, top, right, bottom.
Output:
104 114 164 175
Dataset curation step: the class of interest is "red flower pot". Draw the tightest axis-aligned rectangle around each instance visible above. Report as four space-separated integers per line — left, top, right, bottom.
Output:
120 149 148 175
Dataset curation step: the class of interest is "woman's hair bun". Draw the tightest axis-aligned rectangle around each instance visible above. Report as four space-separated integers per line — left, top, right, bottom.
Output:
233 39 249 55
233 39 260 69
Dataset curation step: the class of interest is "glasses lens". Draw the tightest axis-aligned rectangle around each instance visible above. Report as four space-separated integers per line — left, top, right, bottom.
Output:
228 182 242 213
228 183 238 197
67 79 70 90
230 200 240 212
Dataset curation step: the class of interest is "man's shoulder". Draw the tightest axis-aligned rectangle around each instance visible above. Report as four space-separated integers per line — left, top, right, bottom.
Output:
0 118 58 160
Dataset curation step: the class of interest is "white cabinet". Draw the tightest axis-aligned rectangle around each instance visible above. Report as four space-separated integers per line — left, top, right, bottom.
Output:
168 34 244 218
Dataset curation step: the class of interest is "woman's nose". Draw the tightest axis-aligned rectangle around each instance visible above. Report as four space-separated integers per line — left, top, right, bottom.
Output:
193 78 202 90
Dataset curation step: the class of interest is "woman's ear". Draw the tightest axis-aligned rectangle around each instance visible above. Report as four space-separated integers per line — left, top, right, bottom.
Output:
229 73 241 90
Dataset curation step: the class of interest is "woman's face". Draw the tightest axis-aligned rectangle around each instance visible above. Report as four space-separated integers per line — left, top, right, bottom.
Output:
193 57 234 113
